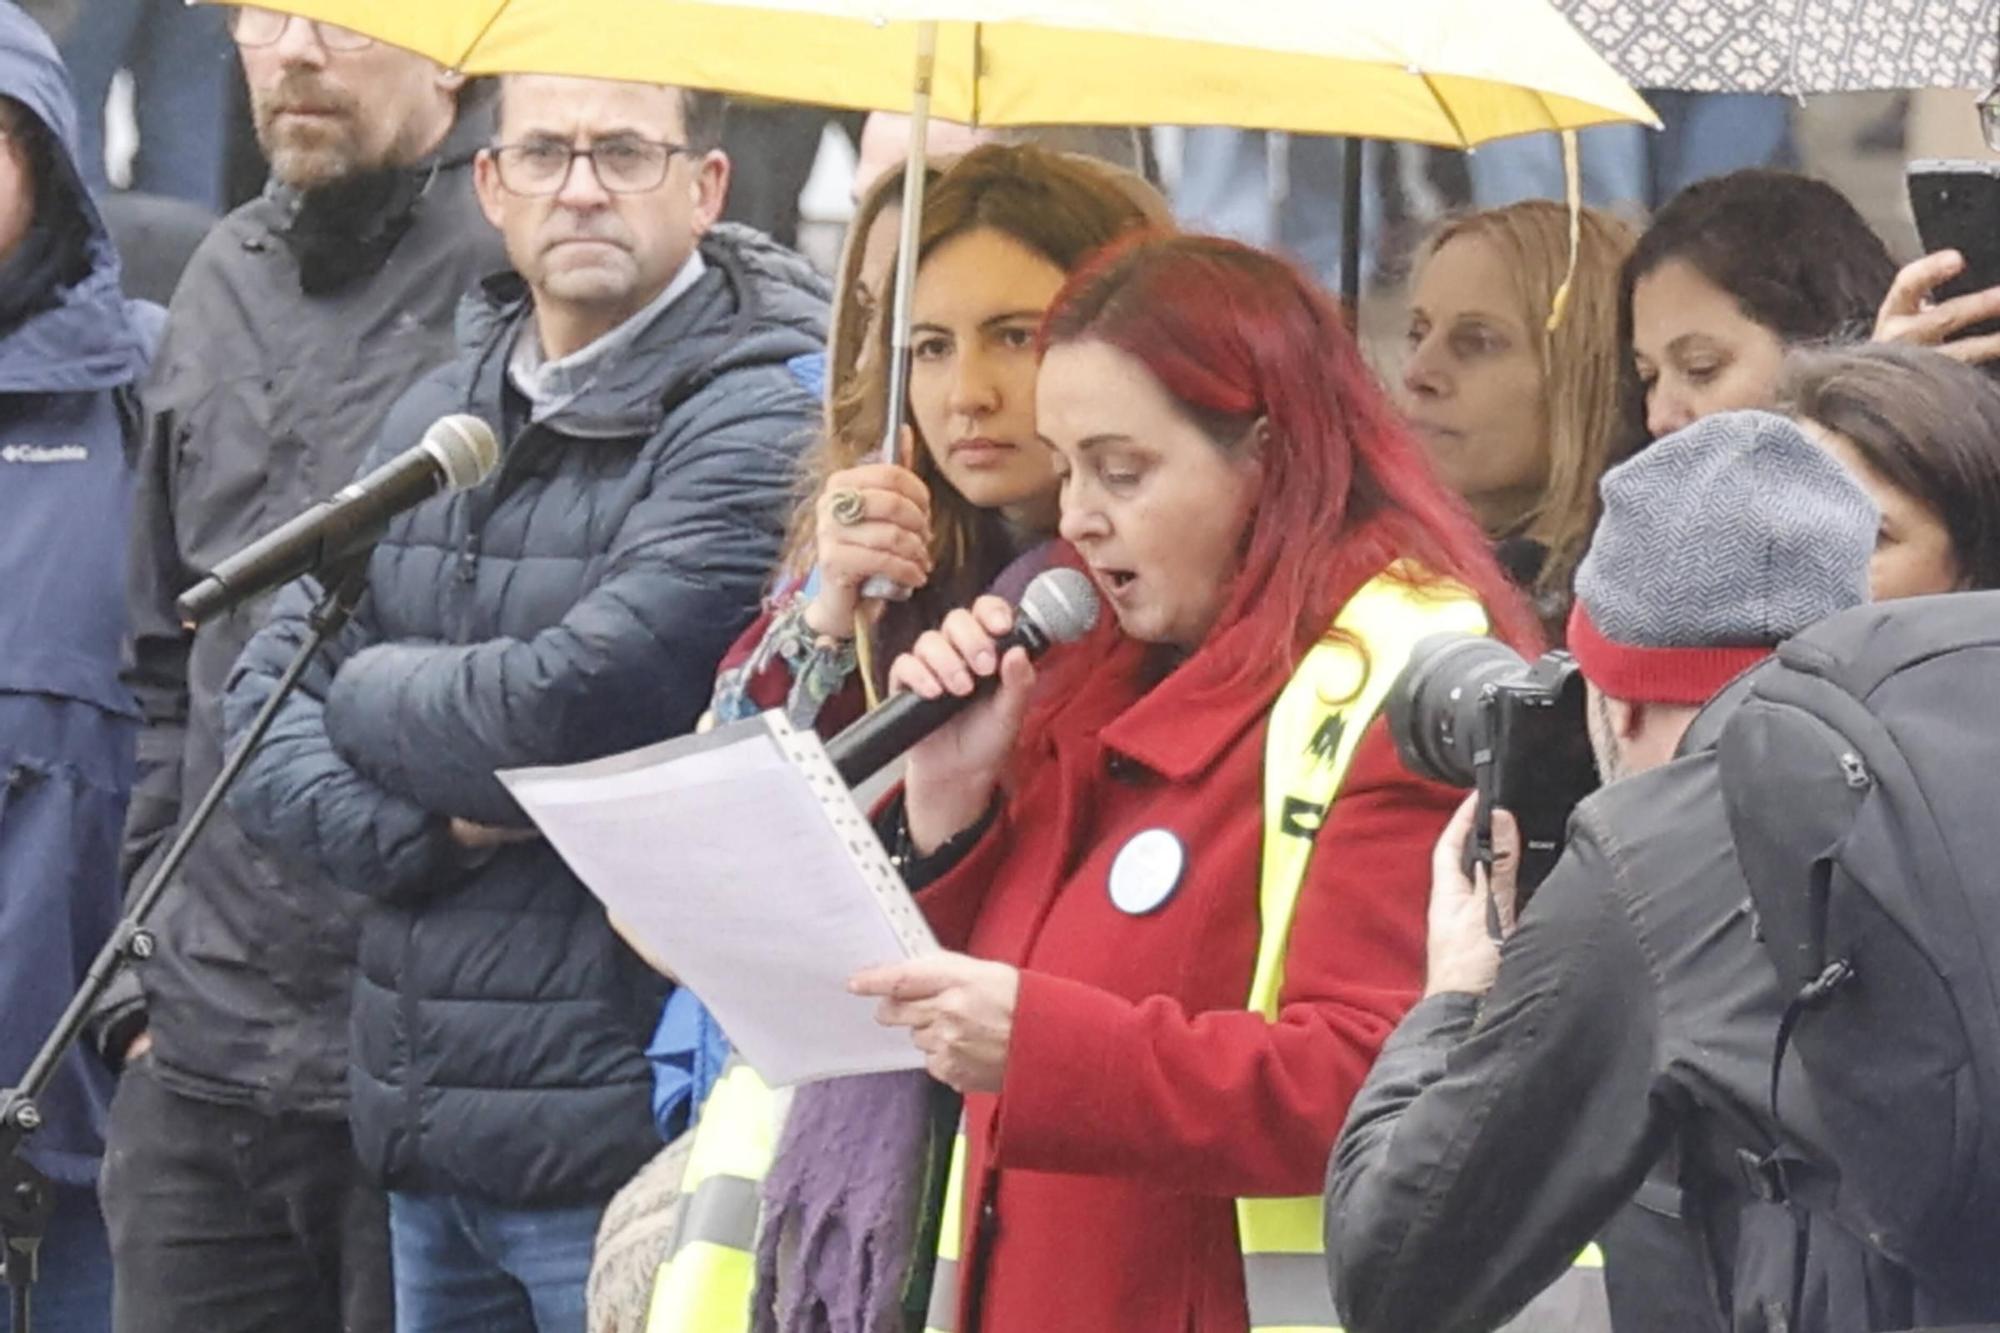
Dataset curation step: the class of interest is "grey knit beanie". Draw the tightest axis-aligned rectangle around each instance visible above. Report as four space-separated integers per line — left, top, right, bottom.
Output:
1567 409 1875 705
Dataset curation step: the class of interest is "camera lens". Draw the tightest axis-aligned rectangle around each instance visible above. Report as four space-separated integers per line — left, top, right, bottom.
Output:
1386 634 1533 787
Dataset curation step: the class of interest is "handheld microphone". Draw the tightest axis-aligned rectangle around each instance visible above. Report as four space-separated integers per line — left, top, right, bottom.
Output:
825 567 1100 786
175 415 501 625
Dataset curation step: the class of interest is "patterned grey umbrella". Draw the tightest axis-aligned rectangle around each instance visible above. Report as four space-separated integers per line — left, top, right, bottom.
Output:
1560 0 1999 93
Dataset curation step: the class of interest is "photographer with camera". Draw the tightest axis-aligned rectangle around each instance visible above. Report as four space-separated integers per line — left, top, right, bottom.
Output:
1325 410 1909 1333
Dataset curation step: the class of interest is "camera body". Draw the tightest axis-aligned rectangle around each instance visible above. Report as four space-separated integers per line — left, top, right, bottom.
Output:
1387 634 1599 897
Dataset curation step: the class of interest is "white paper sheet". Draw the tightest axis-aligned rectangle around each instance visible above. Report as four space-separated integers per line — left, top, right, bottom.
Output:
498 713 938 1086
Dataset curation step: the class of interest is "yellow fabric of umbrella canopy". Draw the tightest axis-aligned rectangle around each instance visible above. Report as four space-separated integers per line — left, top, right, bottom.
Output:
209 0 1657 147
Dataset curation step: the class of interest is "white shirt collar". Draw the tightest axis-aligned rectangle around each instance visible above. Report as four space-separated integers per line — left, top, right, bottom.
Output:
507 249 709 424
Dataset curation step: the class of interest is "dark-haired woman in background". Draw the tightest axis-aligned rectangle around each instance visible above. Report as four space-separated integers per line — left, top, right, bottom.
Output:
1783 342 2000 597
1623 169 1897 448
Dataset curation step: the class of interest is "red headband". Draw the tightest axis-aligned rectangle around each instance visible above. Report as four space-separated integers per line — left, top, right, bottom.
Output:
1566 603 1772 707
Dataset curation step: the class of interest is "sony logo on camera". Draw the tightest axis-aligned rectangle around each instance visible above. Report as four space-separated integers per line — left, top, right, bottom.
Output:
1387 635 1601 899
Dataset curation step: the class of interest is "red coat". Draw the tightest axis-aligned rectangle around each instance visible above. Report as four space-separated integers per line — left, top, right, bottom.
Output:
915 600 1462 1332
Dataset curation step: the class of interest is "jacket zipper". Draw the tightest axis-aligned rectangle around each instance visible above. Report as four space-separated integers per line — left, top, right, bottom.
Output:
401 911 424 1169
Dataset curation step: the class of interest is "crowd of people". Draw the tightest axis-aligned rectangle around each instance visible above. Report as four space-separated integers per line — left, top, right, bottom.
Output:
7 4 2000 1333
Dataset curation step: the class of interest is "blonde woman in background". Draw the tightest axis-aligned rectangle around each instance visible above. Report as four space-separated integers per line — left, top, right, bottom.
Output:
1400 200 1636 641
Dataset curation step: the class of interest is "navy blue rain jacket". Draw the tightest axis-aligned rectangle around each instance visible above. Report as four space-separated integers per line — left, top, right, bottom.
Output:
0 1 160 1186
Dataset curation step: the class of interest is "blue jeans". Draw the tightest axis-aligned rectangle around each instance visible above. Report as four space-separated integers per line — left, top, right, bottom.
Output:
1467 92 1793 213
1645 90 1795 200
56 0 232 208
389 1192 604 1333
0 1182 113 1333
1467 122 1650 211
1174 127 1382 289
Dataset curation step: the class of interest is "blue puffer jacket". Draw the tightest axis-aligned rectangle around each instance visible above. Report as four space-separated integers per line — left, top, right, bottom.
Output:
0 3 160 1187
223 225 827 1202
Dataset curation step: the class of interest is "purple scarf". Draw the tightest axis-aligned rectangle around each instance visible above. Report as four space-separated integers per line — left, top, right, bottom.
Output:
751 1071 937 1333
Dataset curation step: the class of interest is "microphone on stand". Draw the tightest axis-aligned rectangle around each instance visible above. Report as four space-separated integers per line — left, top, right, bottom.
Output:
175 414 500 625
825 567 1100 786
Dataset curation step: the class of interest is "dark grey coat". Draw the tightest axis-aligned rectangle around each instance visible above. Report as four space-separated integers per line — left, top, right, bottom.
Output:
1326 683 1930 1333
112 105 506 1116
223 225 828 1202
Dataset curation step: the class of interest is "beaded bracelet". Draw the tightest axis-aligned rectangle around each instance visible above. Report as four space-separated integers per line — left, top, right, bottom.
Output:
711 592 862 731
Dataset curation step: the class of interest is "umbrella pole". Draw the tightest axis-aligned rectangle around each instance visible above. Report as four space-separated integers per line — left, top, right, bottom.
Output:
856 19 939 615
1340 137 1362 328
876 20 938 470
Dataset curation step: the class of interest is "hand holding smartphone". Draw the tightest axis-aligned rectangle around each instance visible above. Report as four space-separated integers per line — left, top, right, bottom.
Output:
1884 160 2000 367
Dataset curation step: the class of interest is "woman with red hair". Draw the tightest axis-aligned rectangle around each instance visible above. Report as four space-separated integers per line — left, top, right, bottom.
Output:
763 235 1535 1333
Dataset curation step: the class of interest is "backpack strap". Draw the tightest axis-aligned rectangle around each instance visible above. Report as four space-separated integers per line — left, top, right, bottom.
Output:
1746 855 1859 1212
1767 963 1857 1132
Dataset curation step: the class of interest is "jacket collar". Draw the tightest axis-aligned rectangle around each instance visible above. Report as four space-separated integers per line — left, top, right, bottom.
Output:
463 255 730 442
1078 540 1403 783
1675 663 1767 758
459 222 828 441
506 251 709 437
1088 612 1296 784
267 95 493 296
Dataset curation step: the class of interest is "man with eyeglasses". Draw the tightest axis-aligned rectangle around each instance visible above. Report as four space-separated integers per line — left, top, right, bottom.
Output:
99 8 503 1333
219 71 826 1330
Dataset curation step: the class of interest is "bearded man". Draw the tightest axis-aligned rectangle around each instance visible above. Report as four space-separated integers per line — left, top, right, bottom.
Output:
98 10 503 1331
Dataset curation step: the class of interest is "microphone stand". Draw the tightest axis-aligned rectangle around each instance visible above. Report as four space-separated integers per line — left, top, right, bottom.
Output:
0 567 369 1333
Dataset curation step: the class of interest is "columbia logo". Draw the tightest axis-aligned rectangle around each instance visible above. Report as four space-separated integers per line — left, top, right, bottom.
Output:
1 443 87 464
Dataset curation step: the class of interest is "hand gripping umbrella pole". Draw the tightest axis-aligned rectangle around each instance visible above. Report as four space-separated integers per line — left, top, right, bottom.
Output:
0 567 369 1333
857 18 938 606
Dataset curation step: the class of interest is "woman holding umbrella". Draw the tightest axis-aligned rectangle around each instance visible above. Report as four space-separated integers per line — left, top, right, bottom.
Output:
712 141 1170 730
761 235 1535 1333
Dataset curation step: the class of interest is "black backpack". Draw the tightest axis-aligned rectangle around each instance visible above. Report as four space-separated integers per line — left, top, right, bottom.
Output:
1716 591 2000 1301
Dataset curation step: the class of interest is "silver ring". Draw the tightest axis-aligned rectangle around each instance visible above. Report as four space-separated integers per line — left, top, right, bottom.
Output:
829 488 867 527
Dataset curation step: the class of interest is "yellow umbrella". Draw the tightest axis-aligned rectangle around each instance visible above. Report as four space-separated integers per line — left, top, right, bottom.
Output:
205 0 1655 144
211 0 1653 599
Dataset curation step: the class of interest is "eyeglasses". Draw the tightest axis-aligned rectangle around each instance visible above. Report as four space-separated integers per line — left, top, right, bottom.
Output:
228 6 376 52
1981 79 2000 153
488 137 689 196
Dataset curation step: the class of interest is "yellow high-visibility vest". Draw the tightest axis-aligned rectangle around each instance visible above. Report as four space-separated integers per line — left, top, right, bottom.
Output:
644 1061 784 1330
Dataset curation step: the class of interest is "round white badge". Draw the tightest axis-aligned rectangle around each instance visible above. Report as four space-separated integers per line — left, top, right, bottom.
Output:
1108 829 1187 916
